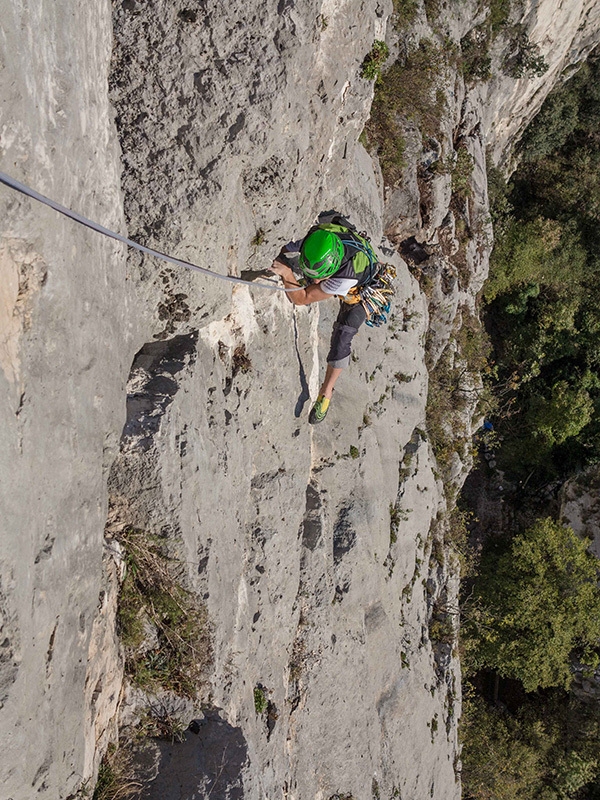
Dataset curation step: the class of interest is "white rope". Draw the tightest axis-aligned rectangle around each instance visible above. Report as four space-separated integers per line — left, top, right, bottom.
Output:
0 170 291 292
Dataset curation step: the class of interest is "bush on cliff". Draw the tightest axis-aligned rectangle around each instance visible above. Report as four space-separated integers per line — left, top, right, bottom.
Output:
466 518 600 692
461 692 600 800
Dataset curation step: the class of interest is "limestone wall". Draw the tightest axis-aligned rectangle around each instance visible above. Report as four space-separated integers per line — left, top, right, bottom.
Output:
1 0 599 797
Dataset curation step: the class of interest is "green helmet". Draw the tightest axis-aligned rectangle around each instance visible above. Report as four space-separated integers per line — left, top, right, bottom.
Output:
299 229 344 279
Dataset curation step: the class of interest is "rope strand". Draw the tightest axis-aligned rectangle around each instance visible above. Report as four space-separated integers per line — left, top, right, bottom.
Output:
0 170 291 292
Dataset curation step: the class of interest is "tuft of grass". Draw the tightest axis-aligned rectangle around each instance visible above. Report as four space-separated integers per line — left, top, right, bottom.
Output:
349 445 360 459
254 685 268 714
360 40 390 81
92 744 141 800
117 528 212 698
251 228 266 247
392 0 418 29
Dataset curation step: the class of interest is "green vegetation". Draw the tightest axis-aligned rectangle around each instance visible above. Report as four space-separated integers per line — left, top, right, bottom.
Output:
460 27 492 82
253 685 268 714
92 744 140 800
460 50 600 800
462 693 600 800
360 40 390 81
466 518 600 691
364 39 447 184
117 528 212 698
503 25 548 79
392 0 418 29
452 144 475 199
251 228 266 246
484 51 600 483
425 310 491 490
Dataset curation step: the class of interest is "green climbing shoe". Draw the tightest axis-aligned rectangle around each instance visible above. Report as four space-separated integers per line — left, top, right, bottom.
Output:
309 395 330 425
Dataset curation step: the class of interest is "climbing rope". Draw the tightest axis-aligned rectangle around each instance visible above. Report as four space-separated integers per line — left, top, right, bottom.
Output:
0 170 291 292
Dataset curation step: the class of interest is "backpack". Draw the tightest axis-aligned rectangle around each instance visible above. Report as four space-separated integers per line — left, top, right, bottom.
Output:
315 220 396 327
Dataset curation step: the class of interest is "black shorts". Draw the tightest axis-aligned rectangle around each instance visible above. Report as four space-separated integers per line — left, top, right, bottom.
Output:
327 302 367 369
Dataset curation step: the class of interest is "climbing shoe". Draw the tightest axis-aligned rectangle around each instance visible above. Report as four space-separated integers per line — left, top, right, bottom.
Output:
309 395 330 425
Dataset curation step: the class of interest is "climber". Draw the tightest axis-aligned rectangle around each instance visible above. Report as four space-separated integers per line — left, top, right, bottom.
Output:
270 214 394 424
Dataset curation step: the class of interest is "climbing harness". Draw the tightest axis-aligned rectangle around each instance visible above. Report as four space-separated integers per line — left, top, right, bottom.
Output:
0 170 292 293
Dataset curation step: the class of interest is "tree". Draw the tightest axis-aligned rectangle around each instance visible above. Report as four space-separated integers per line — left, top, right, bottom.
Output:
469 518 600 691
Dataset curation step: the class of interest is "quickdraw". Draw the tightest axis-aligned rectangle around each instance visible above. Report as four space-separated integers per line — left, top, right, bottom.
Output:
358 263 397 327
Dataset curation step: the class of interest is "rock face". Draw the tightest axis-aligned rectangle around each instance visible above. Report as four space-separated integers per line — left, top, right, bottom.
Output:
1 0 599 798
481 0 600 163
0 1 136 797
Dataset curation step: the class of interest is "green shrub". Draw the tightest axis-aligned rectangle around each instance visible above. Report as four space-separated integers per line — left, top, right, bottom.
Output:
519 81 581 162
452 145 474 198
460 27 492 82
488 0 511 33
503 27 548 79
526 380 594 447
392 0 418 29
468 518 600 691
254 686 268 714
485 216 585 302
461 690 600 800
360 40 389 81
461 695 553 800
364 39 446 184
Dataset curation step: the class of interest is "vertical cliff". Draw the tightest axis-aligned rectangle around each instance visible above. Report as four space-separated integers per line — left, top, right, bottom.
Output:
1 0 600 798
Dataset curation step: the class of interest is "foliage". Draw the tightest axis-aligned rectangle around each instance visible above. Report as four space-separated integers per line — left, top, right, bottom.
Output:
487 0 511 33
461 691 600 800
117 528 212 698
485 217 584 302
483 52 600 482
251 228 266 246
92 744 141 800
461 695 550 800
423 0 441 23
518 71 583 162
460 27 492 82
461 49 600 800
254 686 268 714
392 0 418 30
364 39 447 184
467 518 600 691
452 145 475 198
360 40 389 81
503 26 548 79
426 345 468 484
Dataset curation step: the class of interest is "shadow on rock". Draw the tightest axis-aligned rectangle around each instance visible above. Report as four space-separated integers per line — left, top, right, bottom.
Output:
136 708 247 800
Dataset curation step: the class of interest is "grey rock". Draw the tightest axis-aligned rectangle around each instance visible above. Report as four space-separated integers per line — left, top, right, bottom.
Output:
1 0 599 797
